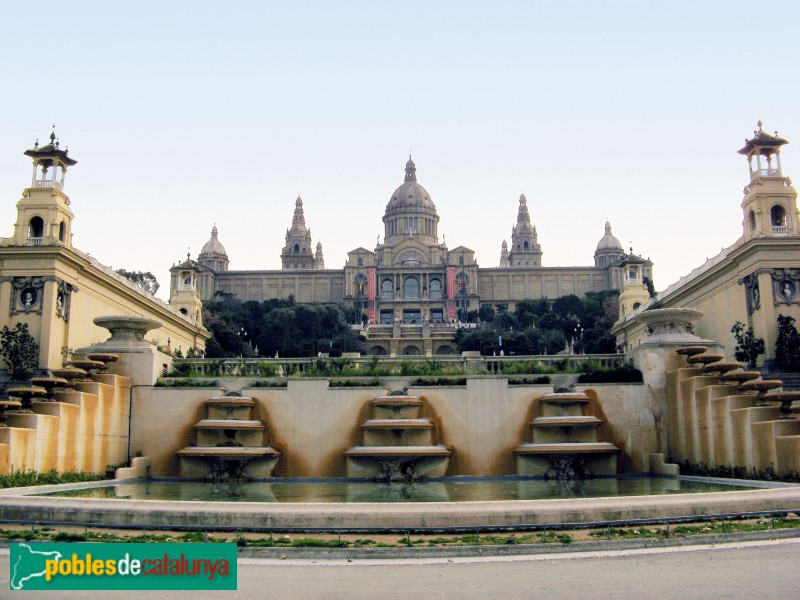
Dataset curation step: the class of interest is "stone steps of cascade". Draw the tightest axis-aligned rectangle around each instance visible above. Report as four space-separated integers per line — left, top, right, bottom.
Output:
343 445 451 457
193 419 265 429
370 397 423 406
515 442 619 455
205 397 256 406
361 419 433 429
532 416 602 427
539 393 590 405
176 447 280 457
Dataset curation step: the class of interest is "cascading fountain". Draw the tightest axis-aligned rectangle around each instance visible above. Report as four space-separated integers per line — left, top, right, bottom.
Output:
177 391 281 482
344 390 452 482
515 391 619 478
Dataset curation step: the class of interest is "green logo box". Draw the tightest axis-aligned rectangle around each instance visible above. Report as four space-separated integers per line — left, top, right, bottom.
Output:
10 542 237 591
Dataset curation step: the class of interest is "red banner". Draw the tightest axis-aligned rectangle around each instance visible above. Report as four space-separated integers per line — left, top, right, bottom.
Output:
368 268 376 323
447 267 456 320
447 267 455 300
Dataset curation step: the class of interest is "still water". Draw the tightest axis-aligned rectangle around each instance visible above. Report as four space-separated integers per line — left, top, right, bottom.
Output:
37 476 769 503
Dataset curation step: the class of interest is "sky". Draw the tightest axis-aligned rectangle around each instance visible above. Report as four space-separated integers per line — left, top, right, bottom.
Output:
1 1 799 300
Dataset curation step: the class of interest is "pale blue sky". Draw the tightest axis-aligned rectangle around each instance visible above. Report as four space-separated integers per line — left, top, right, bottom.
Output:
1 1 798 299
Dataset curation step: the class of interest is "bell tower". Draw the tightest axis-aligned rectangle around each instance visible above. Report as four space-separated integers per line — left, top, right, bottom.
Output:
281 196 315 269
12 128 77 248
508 194 543 267
617 250 651 317
169 255 204 327
739 121 799 241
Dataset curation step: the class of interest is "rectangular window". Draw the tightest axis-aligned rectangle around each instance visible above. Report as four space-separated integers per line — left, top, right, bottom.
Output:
403 309 421 324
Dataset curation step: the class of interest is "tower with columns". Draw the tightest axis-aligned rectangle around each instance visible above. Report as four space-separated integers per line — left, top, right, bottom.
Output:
739 121 799 240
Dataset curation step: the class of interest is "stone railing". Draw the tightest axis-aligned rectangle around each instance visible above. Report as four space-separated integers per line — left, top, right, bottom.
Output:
772 226 789 236
171 354 625 378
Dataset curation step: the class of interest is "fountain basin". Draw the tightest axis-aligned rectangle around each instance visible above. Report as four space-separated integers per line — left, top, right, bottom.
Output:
4 476 799 531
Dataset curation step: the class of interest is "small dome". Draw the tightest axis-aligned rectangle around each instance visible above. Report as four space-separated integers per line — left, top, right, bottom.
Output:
199 225 228 258
596 221 623 252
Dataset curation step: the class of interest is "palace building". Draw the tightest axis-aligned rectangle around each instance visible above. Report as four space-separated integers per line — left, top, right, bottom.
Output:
172 158 651 356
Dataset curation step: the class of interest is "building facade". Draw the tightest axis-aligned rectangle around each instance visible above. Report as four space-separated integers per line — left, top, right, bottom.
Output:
0 132 210 372
178 157 648 356
613 122 800 366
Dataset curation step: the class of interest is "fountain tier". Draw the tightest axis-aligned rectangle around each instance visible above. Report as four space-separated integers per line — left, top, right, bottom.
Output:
515 391 619 478
344 392 451 481
177 392 281 481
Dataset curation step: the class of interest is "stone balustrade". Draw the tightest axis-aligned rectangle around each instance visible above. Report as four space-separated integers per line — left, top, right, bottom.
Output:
171 354 625 378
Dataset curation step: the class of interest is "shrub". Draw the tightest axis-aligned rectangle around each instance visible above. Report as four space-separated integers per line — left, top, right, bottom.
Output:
577 364 643 384
731 321 765 368
328 378 381 387
775 315 800 372
508 376 552 385
154 379 220 388
0 322 39 380
249 380 288 388
414 377 467 386
168 361 193 377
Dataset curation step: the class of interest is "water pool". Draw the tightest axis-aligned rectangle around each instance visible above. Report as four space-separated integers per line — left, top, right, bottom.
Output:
35 475 779 503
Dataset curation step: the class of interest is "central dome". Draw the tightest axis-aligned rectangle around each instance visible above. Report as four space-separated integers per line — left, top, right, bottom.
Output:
382 157 440 246
385 158 438 216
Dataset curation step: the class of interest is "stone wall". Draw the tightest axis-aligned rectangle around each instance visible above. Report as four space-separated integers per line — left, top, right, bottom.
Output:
132 378 651 478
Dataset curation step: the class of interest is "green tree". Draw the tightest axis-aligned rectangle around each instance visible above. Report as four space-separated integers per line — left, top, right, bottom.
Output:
775 315 800 372
115 269 160 295
731 321 765 368
514 298 550 329
478 304 495 323
0 322 40 380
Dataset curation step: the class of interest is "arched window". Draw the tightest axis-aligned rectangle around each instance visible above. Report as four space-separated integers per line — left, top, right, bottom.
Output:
357 257 363 266
771 205 787 228
430 278 442 299
293 243 299 253
28 216 44 239
58 221 65 242
458 256 464 265
381 278 393 299
404 276 420 299
523 241 529 250
749 210 756 232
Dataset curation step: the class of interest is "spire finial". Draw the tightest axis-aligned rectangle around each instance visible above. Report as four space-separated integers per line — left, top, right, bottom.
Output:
404 155 417 182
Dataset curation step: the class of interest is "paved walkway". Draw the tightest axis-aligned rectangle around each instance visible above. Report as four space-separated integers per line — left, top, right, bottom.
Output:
2 538 799 598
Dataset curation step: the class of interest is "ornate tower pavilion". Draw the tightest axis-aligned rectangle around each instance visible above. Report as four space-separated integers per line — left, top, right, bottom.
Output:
13 129 77 249
169 254 204 327
508 194 542 267
281 196 315 269
739 121 799 240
